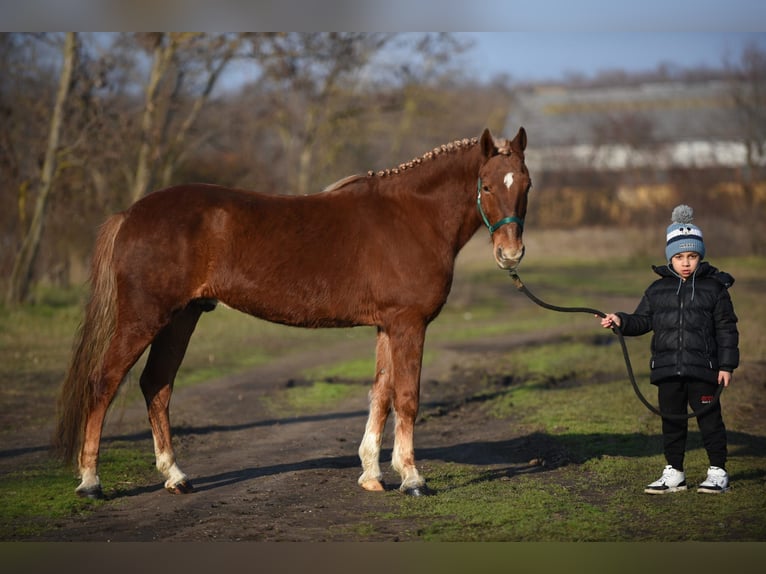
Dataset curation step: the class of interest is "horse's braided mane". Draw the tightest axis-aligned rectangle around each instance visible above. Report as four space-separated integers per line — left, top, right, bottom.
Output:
366 136 480 178
324 134 514 193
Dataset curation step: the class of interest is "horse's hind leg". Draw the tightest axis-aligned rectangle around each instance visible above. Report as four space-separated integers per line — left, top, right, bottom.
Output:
358 329 394 492
77 329 156 498
139 304 204 494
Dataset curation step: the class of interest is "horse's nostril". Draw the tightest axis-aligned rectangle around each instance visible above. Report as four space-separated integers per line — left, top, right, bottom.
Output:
496 245 524 263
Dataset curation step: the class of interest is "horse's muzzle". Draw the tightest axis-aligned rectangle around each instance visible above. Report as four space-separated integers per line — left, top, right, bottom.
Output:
495 245 525 270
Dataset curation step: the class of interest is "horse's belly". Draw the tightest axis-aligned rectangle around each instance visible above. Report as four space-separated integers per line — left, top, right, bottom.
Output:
219 287 372 329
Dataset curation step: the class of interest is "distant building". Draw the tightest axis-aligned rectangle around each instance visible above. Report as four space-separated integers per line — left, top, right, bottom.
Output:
504 79 760 173
503 78 764 229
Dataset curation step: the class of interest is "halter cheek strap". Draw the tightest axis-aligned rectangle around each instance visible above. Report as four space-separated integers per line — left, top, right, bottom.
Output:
476 178 524 234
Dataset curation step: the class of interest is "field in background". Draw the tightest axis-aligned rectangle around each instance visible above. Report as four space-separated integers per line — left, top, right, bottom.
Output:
1 229 764 541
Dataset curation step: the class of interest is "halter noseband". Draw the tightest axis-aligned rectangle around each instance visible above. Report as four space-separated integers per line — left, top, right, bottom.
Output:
477 178 525 235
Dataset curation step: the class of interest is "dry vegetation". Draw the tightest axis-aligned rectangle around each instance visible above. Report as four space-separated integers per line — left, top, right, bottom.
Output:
2 33 765 304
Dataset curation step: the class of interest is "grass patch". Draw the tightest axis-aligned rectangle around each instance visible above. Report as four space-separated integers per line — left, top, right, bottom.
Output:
0 442 156 539
396 463 616 541
2 250 765 541
261 381 366 417
386 445 766 541
379 254 766 541
283 381 362 412
302 357 377 382
166 310 370 388
0 462 98 538
300 349 438 382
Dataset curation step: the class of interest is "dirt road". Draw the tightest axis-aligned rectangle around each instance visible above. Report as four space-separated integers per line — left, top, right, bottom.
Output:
3 324 579 542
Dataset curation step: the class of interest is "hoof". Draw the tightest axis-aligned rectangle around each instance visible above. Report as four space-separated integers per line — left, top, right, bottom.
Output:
76 485 104 500
402 484 434 497
360 479 386 492
166 480 194 495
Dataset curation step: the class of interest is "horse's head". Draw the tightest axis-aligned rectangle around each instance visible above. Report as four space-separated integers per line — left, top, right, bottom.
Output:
477 127 531 270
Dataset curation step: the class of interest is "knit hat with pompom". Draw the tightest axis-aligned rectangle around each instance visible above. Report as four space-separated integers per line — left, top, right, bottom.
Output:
665 204 705 262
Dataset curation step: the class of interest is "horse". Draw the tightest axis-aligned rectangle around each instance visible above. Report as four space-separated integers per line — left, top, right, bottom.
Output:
54 127 531 498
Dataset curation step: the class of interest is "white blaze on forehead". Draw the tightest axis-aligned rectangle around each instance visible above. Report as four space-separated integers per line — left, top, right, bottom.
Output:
504 172 514 189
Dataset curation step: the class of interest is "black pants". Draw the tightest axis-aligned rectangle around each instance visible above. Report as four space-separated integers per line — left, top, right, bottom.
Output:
657 378 727 471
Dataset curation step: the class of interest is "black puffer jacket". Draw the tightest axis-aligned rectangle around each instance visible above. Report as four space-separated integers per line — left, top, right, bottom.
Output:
617 262 739 385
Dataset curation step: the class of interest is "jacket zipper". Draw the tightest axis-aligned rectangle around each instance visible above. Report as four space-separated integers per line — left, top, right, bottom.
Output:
677 283 684 376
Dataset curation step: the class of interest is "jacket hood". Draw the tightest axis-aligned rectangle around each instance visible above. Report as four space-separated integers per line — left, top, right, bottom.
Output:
651 261 735 288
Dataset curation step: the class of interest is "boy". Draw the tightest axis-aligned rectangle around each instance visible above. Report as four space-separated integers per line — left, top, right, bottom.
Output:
599 205 739 494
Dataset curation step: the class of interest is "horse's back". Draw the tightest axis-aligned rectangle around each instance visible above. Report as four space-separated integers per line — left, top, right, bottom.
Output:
111 181 456 328
110 184 383 325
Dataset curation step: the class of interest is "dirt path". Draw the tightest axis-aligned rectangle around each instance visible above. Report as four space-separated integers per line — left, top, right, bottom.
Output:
4 327 576 542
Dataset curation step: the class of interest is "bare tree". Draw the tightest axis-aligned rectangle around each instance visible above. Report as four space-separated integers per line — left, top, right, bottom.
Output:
157 34 247 188
130 33 247 202
726 41 766 209
130 32 180 202
250 33 390 194
6 33 78 306
249 33 468 195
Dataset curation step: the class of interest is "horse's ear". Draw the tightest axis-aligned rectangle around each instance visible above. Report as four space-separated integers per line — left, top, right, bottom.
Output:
513 127 527 152
480 128 495 158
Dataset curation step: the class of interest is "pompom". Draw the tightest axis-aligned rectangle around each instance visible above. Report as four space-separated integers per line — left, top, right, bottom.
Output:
671 204 694 224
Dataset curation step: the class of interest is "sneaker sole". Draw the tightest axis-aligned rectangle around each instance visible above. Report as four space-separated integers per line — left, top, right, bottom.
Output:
697 486 729 493
644 485 687 494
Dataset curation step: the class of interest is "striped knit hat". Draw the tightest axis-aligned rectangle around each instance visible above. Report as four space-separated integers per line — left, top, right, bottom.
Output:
665 204 705 262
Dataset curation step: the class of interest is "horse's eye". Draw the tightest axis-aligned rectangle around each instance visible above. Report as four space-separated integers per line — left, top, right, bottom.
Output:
482 185 491 193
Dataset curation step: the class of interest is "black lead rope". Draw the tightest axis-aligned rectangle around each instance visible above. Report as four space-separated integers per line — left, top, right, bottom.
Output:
508 271 723 421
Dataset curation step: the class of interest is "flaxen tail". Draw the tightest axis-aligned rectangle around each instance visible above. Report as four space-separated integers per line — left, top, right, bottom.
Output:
53 213 125 465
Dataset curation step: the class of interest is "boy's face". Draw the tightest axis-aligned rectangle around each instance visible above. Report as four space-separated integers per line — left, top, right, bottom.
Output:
670 251 701 279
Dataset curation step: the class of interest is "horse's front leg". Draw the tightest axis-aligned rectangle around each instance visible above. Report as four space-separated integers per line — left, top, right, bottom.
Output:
389 319 431 496
358 329 393 492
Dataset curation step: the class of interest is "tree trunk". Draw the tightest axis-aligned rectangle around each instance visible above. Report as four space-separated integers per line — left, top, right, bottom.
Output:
159 36 241 188
131 34 176 203
6 33 78 306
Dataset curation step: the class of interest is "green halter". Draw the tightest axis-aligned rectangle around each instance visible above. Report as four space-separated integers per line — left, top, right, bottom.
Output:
476 178 524 234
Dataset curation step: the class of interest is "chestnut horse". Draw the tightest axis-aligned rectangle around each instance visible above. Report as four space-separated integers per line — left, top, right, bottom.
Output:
54 127 531 498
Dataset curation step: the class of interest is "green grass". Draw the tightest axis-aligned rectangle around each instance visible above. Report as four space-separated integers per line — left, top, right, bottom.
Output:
168 310 374 388
1 252 765 540
262 380 364 416
0 442 157 539
378 254 766 542
302 357 378 382
383 436 766 541
0 463 96 538
395 464 617 541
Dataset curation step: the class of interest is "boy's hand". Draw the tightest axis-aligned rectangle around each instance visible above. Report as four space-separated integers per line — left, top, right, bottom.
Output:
718 371 732 387
599 313 621 329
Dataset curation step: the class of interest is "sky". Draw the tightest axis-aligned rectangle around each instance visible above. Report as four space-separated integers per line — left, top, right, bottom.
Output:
2 0 765 36
457 32 766 83
220 31 766 93
2 0 764 85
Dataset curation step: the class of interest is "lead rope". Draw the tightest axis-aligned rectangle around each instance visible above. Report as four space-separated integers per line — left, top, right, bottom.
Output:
508 271 723 421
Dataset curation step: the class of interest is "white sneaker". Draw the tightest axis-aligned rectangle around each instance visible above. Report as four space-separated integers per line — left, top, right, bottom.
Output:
644 465 687 494
697 466 729 493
